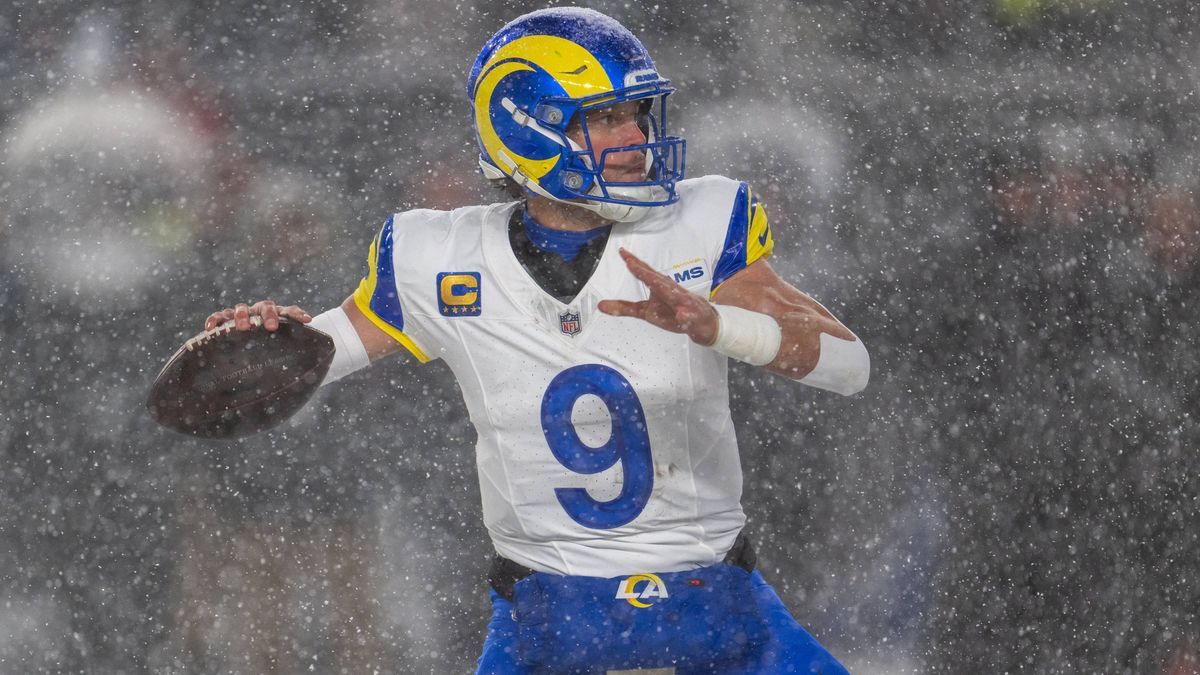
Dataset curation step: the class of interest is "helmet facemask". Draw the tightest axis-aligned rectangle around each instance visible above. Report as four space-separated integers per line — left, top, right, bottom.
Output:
556 89 686 222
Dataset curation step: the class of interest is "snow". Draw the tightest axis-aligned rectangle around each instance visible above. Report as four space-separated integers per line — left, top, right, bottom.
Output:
2 1 1198 672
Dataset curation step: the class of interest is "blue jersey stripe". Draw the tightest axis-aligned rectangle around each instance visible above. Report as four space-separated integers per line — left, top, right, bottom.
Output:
711 182 753 291
352 214 432 362
367 215 405 330
711 182 773 294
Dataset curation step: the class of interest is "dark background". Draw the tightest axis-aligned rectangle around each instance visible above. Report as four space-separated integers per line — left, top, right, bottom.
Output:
3 1 1199 672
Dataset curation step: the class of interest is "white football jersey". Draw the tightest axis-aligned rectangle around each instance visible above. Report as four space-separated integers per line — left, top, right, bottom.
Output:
353 175 774 577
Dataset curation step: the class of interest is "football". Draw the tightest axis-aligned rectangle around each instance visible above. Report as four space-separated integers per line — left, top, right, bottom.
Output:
146 316 336 439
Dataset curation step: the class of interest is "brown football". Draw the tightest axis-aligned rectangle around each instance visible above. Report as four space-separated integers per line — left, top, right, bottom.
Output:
146 316 335 439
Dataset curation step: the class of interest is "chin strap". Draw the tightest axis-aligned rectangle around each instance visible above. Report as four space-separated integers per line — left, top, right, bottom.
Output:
583 203 645 223
582 182 671 223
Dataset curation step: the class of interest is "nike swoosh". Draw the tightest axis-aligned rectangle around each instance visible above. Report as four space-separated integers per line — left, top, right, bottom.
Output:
757 224 769 246
562 64 588 75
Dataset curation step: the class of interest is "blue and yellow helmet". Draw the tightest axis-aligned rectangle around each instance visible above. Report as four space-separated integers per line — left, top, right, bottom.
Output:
467 8 686 222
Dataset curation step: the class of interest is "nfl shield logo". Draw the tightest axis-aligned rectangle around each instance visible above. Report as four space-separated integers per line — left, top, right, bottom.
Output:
559 311 581 337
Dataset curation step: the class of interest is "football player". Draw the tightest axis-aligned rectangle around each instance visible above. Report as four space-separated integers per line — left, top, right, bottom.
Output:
205 8 868 673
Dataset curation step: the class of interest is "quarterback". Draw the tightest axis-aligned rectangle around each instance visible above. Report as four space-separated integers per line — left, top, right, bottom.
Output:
206 8 868 674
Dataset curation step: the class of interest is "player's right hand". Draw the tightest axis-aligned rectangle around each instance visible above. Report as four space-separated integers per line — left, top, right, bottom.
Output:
204 300 312 333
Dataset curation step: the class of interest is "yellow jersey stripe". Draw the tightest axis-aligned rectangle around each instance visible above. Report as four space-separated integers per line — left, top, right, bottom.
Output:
352 281 432 363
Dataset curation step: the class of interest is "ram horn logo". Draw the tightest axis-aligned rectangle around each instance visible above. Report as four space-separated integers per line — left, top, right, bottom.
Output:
471 35 613 183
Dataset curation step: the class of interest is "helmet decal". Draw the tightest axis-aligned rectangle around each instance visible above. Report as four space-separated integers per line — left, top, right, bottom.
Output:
474 34 613 100
472 35 612 183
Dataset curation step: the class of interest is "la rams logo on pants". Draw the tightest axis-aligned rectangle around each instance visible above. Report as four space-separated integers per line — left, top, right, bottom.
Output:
438 272 482 316
615 573 669 608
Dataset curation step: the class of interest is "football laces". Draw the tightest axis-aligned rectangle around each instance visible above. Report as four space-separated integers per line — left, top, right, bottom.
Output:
185 315 265 352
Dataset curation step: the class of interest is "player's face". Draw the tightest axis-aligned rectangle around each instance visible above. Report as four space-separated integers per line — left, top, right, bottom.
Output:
568 100 648 183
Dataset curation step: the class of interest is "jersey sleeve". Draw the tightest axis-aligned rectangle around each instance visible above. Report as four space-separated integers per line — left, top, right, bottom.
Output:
709 182 774 295
351 214 436 363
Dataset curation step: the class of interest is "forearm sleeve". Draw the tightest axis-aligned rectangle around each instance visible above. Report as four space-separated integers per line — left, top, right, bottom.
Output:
799 333 870 396
309 307 371 386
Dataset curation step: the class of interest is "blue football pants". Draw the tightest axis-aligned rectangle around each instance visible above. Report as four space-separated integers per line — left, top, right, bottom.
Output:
476 570 849 674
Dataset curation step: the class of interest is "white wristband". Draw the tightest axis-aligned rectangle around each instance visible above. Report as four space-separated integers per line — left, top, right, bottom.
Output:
709 304 783 366
308 307 370 386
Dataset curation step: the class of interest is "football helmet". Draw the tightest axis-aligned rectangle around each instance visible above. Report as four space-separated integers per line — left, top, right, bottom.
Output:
467 8 686 223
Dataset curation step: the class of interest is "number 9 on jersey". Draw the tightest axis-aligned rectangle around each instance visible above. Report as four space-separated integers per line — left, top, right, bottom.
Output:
540 364 653 529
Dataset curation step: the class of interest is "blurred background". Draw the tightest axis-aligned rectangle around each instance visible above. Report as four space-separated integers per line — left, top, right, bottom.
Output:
2 0 1200 673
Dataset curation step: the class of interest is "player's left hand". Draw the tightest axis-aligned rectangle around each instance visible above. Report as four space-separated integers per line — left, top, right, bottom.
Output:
598 248 719 345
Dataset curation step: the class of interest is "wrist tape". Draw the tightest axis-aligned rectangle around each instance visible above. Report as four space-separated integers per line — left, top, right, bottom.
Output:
709 304 783 366
308 307 370 385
